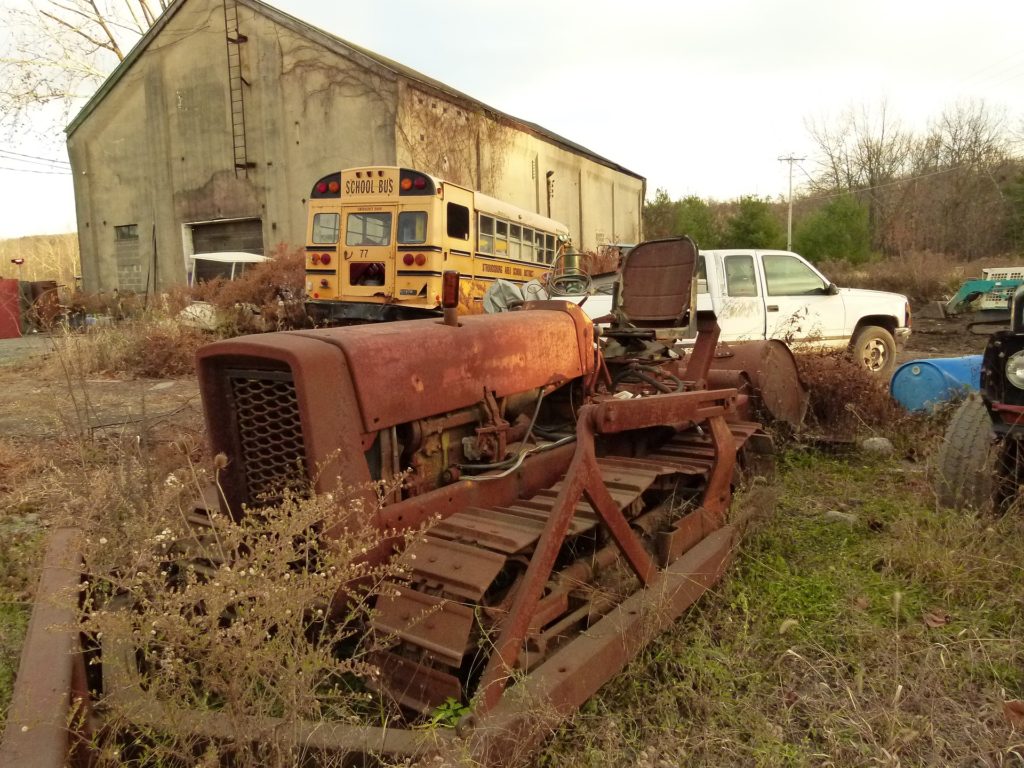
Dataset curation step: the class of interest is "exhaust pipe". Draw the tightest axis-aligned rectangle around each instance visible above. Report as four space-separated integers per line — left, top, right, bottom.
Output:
1012 285 1024 333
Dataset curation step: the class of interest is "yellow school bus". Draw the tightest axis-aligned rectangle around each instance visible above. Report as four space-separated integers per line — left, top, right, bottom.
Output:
304 166 570 323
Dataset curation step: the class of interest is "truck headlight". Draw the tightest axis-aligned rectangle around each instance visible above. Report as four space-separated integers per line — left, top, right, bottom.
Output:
1007 351 1024 389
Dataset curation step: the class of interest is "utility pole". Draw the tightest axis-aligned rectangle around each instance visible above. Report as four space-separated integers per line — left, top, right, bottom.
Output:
777 154 804 251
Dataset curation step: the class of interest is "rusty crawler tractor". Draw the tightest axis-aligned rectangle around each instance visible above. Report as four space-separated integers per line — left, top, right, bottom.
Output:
936 285 1024 510
2 238 780 767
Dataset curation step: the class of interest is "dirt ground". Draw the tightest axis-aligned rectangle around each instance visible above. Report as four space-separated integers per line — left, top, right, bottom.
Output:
0 301 988 438
901 300 990 361
0 333 203 440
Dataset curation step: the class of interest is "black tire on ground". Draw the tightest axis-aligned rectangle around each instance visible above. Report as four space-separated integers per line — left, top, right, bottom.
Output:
850 325 897 377
934 394 995 510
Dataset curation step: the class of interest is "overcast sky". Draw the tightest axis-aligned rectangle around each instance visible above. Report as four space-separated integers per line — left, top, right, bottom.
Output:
2 0 1023 238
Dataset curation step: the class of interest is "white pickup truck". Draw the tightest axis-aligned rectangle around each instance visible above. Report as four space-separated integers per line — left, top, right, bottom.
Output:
696 249 911 376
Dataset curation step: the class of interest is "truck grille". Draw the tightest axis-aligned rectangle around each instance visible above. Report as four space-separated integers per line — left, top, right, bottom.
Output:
227 368 308 503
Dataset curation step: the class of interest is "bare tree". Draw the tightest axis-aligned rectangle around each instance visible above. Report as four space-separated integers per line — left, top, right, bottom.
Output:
0 0 166 141
805 102 915 253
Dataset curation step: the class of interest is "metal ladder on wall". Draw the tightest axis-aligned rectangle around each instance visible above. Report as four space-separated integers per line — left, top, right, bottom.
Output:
223 0 254 177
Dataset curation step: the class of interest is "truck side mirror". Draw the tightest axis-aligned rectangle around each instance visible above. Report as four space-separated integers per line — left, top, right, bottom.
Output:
826 282 839 296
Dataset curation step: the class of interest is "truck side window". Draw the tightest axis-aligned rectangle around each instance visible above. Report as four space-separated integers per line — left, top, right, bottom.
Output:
724 255 758 297
697 256 708 294
763 254 827 296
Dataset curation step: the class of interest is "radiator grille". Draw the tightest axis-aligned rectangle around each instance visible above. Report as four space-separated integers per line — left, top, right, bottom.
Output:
227 368 308 503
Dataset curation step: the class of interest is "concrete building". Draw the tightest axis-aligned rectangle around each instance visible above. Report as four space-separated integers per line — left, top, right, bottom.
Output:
67 0 645 293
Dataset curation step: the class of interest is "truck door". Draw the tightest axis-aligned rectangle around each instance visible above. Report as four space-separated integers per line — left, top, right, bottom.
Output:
715 253 767 341
341 207 396 300
759 252 843 346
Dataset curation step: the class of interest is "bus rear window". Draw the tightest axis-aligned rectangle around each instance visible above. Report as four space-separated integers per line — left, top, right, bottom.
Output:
398 211 427 244
346 212 392 246
312 213 340 244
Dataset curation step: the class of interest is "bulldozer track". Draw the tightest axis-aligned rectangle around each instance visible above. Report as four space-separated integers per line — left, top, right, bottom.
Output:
370 420 760 713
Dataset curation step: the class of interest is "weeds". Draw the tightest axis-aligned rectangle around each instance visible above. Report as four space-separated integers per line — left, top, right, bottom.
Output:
540 451 1024 767
820 251 1024 304
794 349 902 437
47 319 210 379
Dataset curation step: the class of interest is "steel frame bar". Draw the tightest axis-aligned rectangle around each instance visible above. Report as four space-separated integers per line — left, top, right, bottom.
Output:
476 388 737 712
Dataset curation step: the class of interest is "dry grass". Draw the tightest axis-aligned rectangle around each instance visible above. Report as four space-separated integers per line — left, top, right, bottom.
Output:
820 251 1024 304
188 245 308 334
47 320 211 379
793 350 903 438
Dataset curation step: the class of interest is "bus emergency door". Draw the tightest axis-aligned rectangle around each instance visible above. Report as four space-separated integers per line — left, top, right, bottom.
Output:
341 206 397 300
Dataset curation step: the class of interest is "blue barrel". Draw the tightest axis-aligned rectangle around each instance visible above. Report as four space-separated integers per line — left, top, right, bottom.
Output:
890 356 983 412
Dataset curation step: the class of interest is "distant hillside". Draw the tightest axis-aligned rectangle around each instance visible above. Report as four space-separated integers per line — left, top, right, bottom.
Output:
0 233 79 286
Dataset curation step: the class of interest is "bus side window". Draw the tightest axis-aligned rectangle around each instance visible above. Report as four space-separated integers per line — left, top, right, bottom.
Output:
478 215 495 254
495 220 508 254
509 224 521 259
398 211 427 244
521 228 534 261
447 203 469 239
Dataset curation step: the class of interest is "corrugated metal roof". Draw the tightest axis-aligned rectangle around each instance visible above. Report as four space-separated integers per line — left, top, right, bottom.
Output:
66 0 643 180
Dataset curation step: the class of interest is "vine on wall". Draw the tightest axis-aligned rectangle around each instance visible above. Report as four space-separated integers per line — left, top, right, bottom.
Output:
396 84 514 191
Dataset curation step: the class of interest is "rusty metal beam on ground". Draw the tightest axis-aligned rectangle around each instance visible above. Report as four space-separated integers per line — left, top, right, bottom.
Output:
0 528 87 768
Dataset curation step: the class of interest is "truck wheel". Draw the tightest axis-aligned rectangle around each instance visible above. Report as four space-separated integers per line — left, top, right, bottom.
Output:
851 325 896 377
933 394 995 510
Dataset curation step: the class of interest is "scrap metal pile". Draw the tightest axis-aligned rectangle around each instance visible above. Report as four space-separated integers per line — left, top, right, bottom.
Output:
2 237 807 766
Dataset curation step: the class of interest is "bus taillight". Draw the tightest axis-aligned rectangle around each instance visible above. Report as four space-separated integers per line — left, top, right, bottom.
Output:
415 253 426 266
320 253 331 265
403 253 414 266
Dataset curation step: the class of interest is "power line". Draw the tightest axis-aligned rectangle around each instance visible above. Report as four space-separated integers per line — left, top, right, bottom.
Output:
0 148 70 166
0 153 71 171
0 164 72 175
795 162 975 203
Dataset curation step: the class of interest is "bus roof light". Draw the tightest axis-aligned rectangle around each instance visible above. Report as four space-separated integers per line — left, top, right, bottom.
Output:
413 177 426 190
316 182 328 194
328 181 340 193
400 178 413 191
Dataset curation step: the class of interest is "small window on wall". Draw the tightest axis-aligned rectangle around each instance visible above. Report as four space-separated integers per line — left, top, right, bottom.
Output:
478 215 495 254
447 203 470 239
114 224 138 241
